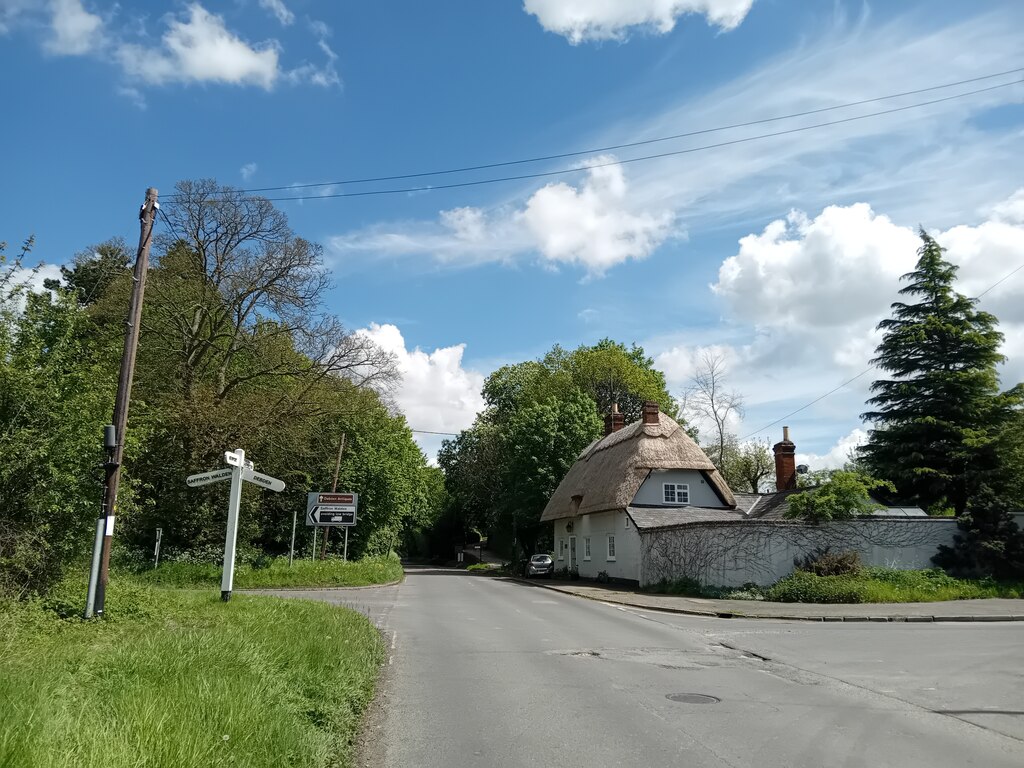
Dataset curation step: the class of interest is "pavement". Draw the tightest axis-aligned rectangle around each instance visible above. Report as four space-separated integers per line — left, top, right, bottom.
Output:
512 576 1024 621
263 566 1024 768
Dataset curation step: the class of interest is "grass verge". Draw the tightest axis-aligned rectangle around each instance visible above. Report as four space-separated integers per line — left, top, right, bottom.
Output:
644 567 1024 604
0 578 384 768
133 554 403 589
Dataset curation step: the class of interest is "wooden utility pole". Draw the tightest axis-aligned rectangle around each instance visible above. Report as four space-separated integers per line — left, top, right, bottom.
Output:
91 188 158 617
321 433 346 558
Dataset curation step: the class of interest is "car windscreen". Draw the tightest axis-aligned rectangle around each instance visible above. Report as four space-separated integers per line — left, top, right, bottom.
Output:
531 555 551 562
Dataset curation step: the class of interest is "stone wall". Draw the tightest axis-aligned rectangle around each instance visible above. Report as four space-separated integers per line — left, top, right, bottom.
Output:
639 518 957 588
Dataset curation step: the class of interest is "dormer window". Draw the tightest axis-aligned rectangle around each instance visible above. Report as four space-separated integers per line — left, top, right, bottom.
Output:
663 483 689 505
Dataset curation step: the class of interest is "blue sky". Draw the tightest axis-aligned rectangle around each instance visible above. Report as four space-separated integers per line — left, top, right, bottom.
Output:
2 0 1023 465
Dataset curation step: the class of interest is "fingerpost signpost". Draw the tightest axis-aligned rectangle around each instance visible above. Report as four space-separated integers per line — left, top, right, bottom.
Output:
186 448 285 601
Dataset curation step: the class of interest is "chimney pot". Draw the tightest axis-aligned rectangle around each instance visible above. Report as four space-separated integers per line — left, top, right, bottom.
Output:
604 405 626 436
773 427 797 491
642 401 660 425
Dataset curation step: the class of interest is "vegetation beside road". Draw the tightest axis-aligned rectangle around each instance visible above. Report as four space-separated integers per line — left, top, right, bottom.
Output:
0 579 384 768
646 567 1024 604
134 554 403 589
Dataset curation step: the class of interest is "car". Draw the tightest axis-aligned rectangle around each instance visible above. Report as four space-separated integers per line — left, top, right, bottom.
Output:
522 554 554 578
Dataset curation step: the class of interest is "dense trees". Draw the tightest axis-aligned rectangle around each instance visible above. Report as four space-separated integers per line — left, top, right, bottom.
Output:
861 231 1023 515
440 339 675 559
1 184 443 597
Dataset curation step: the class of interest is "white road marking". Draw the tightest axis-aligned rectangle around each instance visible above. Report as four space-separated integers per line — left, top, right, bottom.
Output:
391 631 397 650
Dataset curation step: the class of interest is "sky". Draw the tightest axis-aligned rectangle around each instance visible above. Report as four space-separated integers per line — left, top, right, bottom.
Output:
1 0 1023 468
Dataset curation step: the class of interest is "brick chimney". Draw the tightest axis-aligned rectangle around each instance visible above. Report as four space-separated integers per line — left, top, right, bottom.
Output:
603 403 625 436
642 400 660 425
773 426 797 491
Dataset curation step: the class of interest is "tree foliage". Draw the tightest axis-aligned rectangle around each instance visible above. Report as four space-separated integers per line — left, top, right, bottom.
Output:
719 437 775 493
860 230 1022 515
933 488 1024 580
785 472 895 524
440 339 676 559
2 183 445 596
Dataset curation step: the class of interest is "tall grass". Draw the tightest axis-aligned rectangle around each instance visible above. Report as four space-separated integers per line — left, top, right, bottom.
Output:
135 554 403 589
0 579 384 768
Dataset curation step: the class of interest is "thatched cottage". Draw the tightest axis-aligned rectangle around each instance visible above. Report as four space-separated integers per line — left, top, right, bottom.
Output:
539 402 955 587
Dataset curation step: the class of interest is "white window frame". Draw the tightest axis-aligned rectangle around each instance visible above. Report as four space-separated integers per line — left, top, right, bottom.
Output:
663 483 690 505
557 538 564 560
607 535 616 561
584 537 591 560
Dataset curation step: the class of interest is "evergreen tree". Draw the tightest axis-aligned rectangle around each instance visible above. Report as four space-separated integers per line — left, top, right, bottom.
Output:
933 488 1024 580
860 230 1021 515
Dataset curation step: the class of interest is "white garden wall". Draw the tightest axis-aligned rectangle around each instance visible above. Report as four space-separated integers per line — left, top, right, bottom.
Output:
640 519 958 588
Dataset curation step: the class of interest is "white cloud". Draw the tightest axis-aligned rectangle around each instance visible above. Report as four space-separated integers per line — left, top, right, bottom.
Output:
332 159 676 276
522 159 677 275
45 0 102 56
240 162 258 181
653 188 1024 457
284 17 339 87
797 428 868 472
116 4 280 89
258 0 293 26
524 0 754 43
355 324 486 460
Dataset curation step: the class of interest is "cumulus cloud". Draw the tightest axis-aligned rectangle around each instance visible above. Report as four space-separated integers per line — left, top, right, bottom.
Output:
116 4 280 88
796 428 868 472
654 189 1024 456
45 0 103 55
332 159 676 277
524 0 754 43
240 162 258 181
355 324 486 460
258 0 293 26
522 160 677 274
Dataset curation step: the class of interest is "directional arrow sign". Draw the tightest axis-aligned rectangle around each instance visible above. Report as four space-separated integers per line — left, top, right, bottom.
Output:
308 506 357 526
242 468 285 493
186 468 233 487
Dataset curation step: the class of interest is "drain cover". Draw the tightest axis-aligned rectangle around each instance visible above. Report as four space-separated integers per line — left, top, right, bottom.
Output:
666 693 720 704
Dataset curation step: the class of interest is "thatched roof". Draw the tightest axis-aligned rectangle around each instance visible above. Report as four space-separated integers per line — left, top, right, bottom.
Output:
540 413 736 522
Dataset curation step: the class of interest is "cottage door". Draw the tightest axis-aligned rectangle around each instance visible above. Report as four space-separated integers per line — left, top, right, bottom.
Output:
569 536 577 570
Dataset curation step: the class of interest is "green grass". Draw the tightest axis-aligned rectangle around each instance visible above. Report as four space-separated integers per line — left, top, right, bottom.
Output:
134 554 404 589
645 568 1024 604
0 578 385 768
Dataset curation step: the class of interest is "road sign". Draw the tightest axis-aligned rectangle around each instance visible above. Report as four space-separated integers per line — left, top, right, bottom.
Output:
308 506 357 526
306 491 359 526
243 468 285 492
186 468 233 487
225 450 255 470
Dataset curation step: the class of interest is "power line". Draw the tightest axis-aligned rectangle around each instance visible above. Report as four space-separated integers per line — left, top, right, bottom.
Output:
164 66 1024 198
163 78 1024 206
410 429 459 436
738 259 1024 441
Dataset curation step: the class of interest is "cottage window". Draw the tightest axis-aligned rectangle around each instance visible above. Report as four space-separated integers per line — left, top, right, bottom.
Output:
663 483 690 504
557 538 564 560
584 537 591 560
607 535 616 560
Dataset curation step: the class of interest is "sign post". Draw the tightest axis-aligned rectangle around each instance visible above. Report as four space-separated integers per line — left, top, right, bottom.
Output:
186 448 285 601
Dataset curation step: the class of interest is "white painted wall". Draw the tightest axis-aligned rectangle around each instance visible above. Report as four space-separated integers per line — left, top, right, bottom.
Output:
632 469 724 507
555 511 641 584
640 519 958 588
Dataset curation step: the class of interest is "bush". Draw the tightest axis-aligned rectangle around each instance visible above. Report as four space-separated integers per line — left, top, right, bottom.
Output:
795 548 862 577
933 489 1024 581
466 563 490 572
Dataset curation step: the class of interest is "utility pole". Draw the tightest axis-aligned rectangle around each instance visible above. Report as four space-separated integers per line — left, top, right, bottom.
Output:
90 187 158 618
321 433 346 559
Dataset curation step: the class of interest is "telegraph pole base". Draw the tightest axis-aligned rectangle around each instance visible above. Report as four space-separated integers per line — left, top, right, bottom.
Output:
221 590 231 602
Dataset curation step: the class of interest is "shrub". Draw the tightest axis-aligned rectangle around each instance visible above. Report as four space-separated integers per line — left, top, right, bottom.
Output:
785 471 894 523
766 571 867 603
795 548 862 577
933 489 1024 581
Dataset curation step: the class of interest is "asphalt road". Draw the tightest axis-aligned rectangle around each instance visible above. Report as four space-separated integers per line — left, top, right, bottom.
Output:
276 567 1024 768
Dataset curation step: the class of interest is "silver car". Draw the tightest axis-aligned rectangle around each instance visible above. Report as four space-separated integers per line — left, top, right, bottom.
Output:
523 554 554 578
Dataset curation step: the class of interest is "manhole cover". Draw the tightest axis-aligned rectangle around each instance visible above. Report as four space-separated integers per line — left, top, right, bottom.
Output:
666 693 720 704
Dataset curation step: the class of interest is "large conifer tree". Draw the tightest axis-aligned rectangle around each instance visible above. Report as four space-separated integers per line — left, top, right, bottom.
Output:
860 230 1020 515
